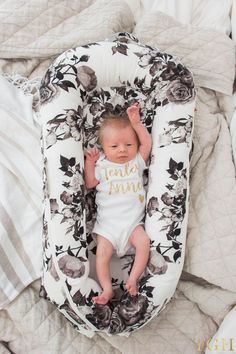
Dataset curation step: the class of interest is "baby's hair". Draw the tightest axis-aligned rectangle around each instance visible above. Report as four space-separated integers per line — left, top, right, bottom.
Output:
98 112 135 145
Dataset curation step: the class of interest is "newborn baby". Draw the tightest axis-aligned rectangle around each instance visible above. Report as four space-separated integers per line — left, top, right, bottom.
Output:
85 103 152 304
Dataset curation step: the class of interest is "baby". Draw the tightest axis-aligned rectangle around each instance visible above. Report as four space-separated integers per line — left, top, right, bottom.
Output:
85 103 152 304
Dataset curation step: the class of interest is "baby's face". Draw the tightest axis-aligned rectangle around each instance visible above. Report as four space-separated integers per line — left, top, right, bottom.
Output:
101 125 138 164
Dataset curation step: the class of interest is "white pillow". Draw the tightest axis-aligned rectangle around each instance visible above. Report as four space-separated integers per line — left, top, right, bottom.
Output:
130 0 233 35
192 0 233 35
142 0 193 25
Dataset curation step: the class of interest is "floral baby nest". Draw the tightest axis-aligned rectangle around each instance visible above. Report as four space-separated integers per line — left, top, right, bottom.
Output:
39 32 196 337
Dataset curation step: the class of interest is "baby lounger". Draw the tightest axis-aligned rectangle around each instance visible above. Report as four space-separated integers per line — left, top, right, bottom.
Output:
39 32 196 337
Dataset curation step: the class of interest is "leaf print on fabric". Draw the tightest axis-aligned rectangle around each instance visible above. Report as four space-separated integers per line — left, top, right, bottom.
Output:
138 275 155 298
45 107 83 148
121 254 134 274
147 158 187 263
73 288 90 306
55 244 87 264
160 60 180 81
59 299 85 325
52 155 86 243
136 49 171 75
166 116 193 146
133 77 153 96
40 53 92 104
167 158 185 181
81 42 101 49
112 43 128 56
157 115 193 147
85 189 97 236
110 32 140 44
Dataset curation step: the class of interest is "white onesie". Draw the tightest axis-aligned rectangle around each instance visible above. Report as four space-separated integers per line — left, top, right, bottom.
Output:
93 153 146 256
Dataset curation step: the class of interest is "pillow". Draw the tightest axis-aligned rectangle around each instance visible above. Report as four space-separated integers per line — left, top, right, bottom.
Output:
39 32 196 336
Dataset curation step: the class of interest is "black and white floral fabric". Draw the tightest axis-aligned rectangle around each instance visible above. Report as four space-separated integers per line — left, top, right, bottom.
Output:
39 32 196 337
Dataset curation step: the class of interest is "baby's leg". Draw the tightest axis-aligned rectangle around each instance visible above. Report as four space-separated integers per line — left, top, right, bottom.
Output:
93 235 114 304
125 225 150 296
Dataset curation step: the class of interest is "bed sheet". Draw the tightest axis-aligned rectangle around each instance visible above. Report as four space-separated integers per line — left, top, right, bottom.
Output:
0 1 236 353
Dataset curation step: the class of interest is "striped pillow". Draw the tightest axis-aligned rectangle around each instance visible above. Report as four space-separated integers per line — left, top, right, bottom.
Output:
0 75 42 308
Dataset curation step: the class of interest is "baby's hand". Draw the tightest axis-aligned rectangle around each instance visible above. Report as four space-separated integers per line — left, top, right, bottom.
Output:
85 147 100 162
127 103 141 125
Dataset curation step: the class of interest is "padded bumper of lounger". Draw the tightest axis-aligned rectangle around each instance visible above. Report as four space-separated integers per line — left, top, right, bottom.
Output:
39 32 196 337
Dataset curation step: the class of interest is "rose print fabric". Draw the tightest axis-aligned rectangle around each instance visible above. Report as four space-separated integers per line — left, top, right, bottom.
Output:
93 152 146 256
39 32 196 337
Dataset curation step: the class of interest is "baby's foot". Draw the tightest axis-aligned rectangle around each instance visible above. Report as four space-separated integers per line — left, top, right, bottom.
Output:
125 278 138 296
92 288 114 305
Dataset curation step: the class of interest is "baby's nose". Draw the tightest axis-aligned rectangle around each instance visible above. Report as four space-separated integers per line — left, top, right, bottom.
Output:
119 144 126 152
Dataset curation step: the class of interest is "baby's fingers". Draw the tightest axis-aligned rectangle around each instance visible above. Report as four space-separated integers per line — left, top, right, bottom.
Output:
128 102 140 110
133 102 140 108
85 149 92 156
93 147 100 155
87 148 100 161
91 148 99 157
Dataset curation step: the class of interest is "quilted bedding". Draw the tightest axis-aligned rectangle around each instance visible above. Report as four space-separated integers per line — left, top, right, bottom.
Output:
0 1 236 353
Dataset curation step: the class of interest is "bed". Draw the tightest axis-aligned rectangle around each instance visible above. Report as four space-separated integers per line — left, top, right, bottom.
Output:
0 0 236 353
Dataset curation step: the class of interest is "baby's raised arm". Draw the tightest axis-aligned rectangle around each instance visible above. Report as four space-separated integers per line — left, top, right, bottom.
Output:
127 103 152 162
84 147 100 189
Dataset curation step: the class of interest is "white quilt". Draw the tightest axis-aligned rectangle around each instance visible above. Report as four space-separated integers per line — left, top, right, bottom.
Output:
0 1 236 353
